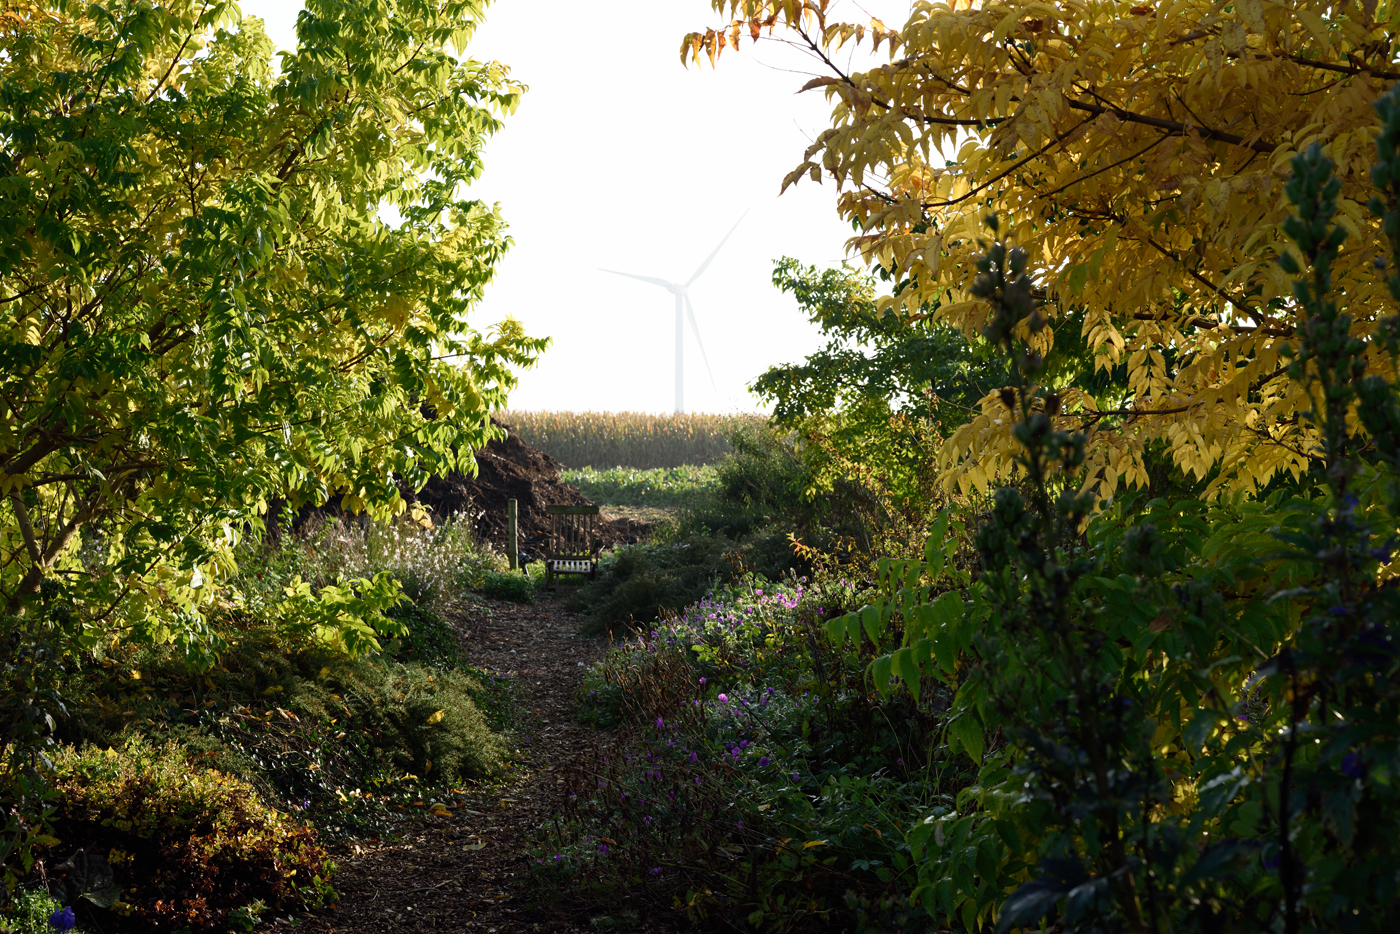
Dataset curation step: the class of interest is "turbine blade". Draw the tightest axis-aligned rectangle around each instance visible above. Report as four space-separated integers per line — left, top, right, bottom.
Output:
684 210 749 287
684 295 718 393
600 268 675 289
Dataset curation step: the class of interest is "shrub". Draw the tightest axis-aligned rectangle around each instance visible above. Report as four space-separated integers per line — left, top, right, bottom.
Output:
568 530 811 635
385 601 468 670
478 570 535 604
45 737 333 933
330 663 506 783
0 887 64 934
58 621 508 837
544 579 950 931
240 514 503 619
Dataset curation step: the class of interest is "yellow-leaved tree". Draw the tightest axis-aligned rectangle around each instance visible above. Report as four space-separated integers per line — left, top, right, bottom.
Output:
689 0 1400 496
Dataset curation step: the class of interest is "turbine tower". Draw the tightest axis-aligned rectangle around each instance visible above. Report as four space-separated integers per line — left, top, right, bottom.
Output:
601 213 746 414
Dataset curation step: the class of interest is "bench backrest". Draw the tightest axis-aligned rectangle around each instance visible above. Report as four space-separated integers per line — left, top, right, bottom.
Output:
546 504 600 560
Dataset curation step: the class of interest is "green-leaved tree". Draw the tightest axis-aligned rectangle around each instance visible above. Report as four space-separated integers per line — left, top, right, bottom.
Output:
0 0 543 652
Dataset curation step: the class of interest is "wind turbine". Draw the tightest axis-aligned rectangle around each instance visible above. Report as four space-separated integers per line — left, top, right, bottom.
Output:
600 213 746 414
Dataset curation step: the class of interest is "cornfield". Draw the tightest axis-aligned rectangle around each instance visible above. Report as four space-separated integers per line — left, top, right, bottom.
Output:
499 411 767 469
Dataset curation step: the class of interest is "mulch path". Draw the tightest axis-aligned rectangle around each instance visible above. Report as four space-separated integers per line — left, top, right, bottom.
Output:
297 595 612 934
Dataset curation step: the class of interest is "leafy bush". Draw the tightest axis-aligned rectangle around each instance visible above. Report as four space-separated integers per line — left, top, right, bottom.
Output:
329 662 506 784
0 887 65 934
479 570 536 604
544 579 955 930
566 534 806 635
385 601 468 670
58 621 508 838
243 514 504 620
685 425 877 558
46 737 333 933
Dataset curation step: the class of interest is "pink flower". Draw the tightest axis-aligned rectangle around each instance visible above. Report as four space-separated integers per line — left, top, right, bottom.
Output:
717 693 728 703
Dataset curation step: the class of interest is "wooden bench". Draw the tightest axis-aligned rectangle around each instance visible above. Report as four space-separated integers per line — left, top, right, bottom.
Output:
544 504 601 589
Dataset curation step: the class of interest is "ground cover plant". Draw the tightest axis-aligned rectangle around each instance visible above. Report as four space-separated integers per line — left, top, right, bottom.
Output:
47 737 335 932
539 576 966 931
0 512 519 931
562 465 719 510
502 411 765 469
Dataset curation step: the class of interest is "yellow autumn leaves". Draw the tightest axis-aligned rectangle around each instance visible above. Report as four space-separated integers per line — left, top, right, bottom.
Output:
691 0 1399 497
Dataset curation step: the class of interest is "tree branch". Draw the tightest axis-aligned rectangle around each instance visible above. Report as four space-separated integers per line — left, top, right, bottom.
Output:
1065 98 1276 153
8 492 42 566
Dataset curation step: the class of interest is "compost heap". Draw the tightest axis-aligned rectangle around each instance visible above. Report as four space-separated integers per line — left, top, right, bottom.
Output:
402 420 650 556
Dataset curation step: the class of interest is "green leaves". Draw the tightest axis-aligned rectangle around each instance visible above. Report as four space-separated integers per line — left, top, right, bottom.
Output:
947 714 984 765
0 0 544 640
277 570 406 657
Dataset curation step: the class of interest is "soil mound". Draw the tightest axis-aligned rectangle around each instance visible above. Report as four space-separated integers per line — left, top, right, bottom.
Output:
404 420 650 556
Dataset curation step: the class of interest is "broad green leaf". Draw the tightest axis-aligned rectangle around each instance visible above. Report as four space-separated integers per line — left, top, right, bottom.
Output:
892 647 921 702
949 715 984 764
871 654 894 695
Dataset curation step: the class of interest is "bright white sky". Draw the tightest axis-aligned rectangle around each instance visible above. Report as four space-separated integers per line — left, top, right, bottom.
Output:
240 0 913 413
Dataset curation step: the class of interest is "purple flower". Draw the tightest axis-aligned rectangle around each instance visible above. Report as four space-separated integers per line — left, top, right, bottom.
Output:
689 751 698 763
656 717 665 729
695 776 702 785
791 772 801 781
717 693 729 703
759 756 770 766
896 757 904 767
650 867 662 875
699 677 707 685
554 853 564 861
1342 753 1365 779
740 740 749 748
49 908 76 932
599 844 610 854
